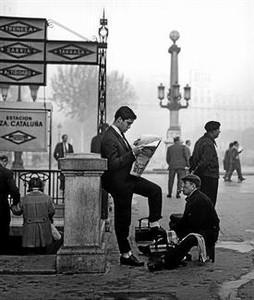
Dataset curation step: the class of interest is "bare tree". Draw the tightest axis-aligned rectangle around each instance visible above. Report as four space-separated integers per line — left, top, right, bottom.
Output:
51 65 137 123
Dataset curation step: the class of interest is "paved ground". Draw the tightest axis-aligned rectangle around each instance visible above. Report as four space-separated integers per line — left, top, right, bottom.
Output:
0 173 254 299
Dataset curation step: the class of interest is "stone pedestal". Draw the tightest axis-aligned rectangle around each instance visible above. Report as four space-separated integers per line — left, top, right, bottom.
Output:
57 153 107 273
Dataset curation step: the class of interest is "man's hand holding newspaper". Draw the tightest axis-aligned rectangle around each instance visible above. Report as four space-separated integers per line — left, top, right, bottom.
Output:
130 135 161 176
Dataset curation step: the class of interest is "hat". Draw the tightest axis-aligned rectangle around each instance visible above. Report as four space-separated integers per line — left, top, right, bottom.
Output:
28 177 43 192
182 174 201 188
204 121 220 132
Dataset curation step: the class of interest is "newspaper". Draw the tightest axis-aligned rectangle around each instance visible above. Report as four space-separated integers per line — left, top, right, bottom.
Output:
130 135 161 176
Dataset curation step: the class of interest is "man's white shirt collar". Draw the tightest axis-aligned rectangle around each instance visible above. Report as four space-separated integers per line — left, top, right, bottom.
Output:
111 124 122 137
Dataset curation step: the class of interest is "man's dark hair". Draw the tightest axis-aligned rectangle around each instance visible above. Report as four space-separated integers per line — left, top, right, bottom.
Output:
114 106 137 121
173 136 180 143
233 141 239 146
204 121 220 132
61 134 68 140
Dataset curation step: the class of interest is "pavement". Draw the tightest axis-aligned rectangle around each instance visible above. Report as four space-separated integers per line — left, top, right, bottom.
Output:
0 173 254 299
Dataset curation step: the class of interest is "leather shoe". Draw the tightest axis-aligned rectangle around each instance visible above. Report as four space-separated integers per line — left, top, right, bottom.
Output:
138 245 151 256
167 194 172 198
120 255 144 267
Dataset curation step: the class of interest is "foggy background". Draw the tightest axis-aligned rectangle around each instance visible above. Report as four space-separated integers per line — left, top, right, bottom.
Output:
1 0 254 169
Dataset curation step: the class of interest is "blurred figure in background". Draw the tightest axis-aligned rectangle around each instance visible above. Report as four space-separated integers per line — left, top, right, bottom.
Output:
227 141 246 183
53 134 74 190
166 136 190 199
185 139 191 160
90 123 109 154
223 142 234 181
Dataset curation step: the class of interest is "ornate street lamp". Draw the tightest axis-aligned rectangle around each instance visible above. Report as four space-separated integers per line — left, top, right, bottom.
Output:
157 30 191 143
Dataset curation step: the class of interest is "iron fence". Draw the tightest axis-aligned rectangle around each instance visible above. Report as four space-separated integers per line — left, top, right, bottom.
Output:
12 169 64 205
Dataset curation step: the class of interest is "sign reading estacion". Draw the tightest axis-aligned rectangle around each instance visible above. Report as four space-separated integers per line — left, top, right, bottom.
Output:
0 102 52 152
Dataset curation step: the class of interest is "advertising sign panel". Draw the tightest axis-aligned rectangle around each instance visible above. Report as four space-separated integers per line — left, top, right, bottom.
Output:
0 62 46 85
0 102 52 152
0 16 47 40
46 41 98 64
0 40 45 62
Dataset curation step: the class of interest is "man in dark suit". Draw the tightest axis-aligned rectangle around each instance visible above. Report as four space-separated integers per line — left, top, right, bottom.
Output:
53 134 74 190
166 136 189 198
53 134 74 166
0 155 20 254
101 106 163 267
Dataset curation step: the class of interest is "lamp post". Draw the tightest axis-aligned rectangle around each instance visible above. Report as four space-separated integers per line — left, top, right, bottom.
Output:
12 86 24 169
157 30 191 143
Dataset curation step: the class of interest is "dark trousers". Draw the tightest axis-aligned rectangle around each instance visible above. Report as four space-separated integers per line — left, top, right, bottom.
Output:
0 222 10 254
168 168 186 196
228 161 243 180
199 176 218 206
164 235 198 268
112 176 162 254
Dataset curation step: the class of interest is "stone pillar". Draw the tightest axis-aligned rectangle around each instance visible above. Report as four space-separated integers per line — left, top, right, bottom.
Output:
57 153 107 273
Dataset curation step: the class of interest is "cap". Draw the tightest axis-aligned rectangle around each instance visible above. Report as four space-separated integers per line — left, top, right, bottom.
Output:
204 121 220 132
182 174 201 188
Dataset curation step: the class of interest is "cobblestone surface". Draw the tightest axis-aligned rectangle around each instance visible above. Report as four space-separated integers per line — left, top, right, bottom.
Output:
0 174 254 299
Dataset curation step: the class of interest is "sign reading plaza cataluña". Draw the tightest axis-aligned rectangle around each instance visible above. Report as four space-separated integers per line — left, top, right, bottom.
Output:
0 102 52 152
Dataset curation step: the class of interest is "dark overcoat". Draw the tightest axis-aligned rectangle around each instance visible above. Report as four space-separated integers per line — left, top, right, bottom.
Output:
0 165 20 225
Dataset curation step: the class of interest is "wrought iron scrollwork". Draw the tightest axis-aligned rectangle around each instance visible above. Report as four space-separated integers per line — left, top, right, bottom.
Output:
97 10 108 134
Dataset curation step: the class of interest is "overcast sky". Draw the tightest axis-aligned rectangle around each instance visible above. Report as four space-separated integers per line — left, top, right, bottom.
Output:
4 0 253 98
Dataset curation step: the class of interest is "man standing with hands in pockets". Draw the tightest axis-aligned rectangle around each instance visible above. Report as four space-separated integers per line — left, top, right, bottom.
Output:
101 106 164 267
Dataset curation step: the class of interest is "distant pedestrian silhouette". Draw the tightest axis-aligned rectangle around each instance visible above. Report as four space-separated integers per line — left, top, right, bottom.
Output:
227 141 245 183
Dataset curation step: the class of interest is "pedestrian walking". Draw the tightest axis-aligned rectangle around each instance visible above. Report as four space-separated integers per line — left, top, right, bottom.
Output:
0 155 20 254
189 121 221 206
185 139 192 160
227 141 245 183
166 136 189 198
101 106 164 267
223 142 234 181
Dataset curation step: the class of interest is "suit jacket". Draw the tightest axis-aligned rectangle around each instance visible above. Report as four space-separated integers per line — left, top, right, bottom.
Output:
166 143 189 169
173 189 220 244
101 126 136 195
53 142 74 161
0 165 20 224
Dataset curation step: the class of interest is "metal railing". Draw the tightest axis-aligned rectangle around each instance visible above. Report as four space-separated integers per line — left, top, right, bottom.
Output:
12 169 64 205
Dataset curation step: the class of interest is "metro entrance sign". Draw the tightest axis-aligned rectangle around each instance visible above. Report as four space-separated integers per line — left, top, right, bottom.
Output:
0 16 47 85
0 16 100 85
0 16 47 40
0 13 108 136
